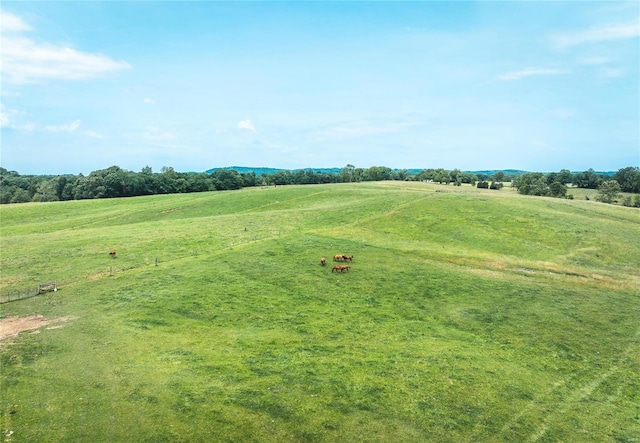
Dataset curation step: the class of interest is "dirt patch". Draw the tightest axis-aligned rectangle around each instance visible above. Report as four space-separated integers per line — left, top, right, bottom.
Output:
0 315 70 346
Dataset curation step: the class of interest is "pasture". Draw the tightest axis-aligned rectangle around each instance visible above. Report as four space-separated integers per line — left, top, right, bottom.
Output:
1 181 639 442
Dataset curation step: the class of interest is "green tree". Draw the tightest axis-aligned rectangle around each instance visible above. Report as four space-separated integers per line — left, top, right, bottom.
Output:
433 168 450 184
364 166 393 181
574 168 601 189
341 164 355 183
595 180 621 204
513 173 550 196
491 171 505 183
549 181 568 198
395 169 408 181
241 172 257 187
31 179 60 202
271 170 293 185
212 170 243 190
613 167 640 193
10 188 31 203
557 169 573 185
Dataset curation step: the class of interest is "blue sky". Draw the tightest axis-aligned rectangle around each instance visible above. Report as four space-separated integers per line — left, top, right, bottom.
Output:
1 1 638 175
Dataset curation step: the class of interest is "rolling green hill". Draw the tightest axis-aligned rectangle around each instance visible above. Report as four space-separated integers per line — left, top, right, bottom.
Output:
1 182 639 442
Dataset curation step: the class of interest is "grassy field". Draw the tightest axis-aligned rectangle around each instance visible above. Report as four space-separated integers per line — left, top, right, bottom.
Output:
1 181 639 442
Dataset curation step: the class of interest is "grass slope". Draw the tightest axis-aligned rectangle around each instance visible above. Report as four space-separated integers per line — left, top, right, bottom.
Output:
1 182 639 442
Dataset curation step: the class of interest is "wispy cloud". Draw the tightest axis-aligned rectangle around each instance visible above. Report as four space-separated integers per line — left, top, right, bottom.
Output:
0 10 131 84
237 119 256 131
144 98 156 104
45 120 81 132
497 67 568 81
0 10 31 33
553 22 640 48
0 112 9 127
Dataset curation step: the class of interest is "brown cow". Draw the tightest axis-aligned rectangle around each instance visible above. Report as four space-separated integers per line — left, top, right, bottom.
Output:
333 254 344 262
109 250 117 258
320 257 326 266
343 255 353 262
332 265 350 273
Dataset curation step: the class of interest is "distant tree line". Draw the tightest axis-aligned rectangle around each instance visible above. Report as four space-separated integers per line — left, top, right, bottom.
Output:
513 167 640 207
1 165 638 206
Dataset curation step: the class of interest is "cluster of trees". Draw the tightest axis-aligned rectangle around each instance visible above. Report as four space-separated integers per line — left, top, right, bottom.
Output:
513 167 640 207
0 164 417 203
0 166 252 204
513 173 571 198
1 165 638 206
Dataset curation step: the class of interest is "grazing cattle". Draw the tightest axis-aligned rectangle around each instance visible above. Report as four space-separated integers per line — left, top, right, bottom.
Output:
109 250 117 258
343 255 353 262
320 257 326 266
333 254 344 262
332 265 350 273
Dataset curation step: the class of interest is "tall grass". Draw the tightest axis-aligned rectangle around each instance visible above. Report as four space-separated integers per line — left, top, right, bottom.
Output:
1 182 639 442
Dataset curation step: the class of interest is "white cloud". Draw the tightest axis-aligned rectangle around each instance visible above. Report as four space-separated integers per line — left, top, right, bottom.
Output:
497 67 568 81
554 22 640 48
0 112 9 127
0 10 32 33
237 119 256 131
45 120 81 132
0 11 131 84
144 98 156 104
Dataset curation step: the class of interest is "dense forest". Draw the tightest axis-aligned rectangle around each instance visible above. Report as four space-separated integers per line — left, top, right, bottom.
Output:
1 165 638 207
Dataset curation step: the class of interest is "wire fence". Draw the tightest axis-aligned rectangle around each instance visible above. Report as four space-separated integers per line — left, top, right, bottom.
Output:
0 288 39 304
0 229 288 305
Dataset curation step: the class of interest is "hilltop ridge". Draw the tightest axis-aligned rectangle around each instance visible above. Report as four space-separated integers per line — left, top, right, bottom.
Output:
205 166 534 176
